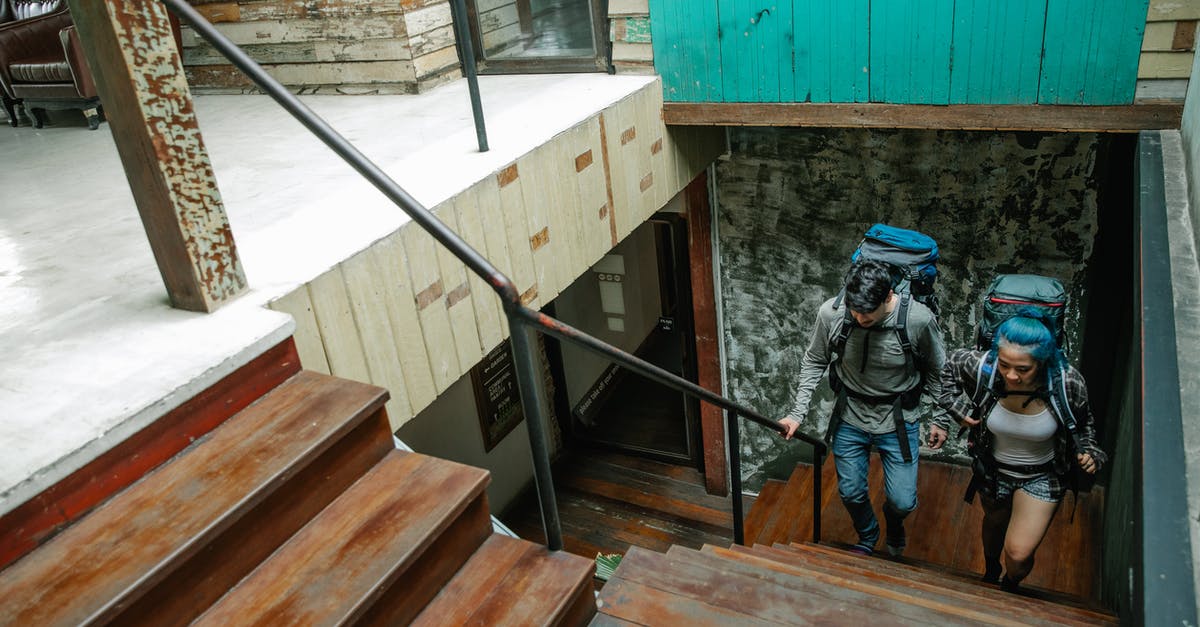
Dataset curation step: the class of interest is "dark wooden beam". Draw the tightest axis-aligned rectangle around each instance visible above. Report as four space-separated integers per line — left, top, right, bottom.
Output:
685 170 727 497
67 0 247 312
664 103 1183 133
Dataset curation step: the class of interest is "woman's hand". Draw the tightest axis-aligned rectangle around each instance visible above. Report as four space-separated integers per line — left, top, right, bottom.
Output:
927 425 948 450
778 417 800 440
960 414 980 427
1077 452 1098 474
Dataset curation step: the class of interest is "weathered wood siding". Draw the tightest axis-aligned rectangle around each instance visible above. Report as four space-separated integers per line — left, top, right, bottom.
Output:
646 0 1153 104
715 127 1107 489
609 0 653 74
182 0 461 93
1137 0 1200 100
269 81 724 430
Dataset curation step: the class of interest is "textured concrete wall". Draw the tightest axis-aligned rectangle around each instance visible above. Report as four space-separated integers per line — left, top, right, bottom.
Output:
715 127 1103 489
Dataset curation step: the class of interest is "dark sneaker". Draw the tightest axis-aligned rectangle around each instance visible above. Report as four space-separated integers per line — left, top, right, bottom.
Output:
884 520 906 557
981 560 1002 584
848 543 874 557
1000 576 1021 593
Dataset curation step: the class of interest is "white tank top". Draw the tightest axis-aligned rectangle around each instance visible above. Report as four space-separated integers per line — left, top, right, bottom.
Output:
987 402 1057 478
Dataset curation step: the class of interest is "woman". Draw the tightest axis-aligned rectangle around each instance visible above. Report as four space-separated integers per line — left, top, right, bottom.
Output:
938 314 1105 592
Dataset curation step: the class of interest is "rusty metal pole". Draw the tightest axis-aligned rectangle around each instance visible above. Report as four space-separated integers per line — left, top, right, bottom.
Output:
67 0 247 312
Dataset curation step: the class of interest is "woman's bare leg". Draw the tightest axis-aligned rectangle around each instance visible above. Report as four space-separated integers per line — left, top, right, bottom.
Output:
1002 490 1060 583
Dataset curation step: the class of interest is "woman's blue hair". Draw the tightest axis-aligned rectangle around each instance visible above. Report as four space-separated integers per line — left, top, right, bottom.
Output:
990 308 1064 371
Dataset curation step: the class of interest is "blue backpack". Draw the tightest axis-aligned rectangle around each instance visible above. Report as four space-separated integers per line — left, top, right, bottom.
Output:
845 223 941 316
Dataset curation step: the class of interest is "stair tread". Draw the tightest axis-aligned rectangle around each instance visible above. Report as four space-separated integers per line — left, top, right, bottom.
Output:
195 449 490 625
782 543 1116 623
603 545 940 625
731 544 1104 626
0 371 387 627
663 545 993 626
742 479 784 546
413 533 595 626
758 462 814 545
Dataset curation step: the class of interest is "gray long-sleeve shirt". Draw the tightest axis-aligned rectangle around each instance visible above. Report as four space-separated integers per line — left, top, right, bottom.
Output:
786 295 950 434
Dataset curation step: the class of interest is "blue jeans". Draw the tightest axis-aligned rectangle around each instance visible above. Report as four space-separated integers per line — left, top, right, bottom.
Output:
832 420 920 549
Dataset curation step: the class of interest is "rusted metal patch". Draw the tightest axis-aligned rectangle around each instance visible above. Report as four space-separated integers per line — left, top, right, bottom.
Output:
651 138 663 155
620 126 637 145
445 281 471 308
520 284 539 305
415 279 444 310
497 163 520 188
639 173 653 192
530 227 550 251
575 149 593 172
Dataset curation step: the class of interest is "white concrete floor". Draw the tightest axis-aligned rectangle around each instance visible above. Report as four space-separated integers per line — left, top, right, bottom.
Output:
0 72 655 515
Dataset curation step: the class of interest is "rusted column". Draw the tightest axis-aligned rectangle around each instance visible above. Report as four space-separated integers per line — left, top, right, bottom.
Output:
66 0 246 312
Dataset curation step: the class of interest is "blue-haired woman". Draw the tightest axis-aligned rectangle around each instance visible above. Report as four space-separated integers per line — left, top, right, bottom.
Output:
938 315 1106 592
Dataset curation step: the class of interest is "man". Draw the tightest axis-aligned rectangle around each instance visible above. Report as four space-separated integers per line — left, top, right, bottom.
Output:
780 259 950 556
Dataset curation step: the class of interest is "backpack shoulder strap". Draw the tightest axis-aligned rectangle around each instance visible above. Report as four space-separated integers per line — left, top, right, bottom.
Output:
831 306 855 362
894 293 916 373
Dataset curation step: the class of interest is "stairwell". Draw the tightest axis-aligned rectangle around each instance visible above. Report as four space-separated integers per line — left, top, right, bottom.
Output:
591 457 1116 625
0 369 595 626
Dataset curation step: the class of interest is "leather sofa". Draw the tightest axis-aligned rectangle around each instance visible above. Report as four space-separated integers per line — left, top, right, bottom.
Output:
0 0 103 129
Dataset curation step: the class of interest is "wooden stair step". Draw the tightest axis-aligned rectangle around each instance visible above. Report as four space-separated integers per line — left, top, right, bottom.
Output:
757 462 815 546
601 545 935 625
412 533 595 626
0 371 391 627
194 450 491 626
732 543 1103 627
790 542 1116 622
742 478 783 546
557 456 733 528
662 545 985 626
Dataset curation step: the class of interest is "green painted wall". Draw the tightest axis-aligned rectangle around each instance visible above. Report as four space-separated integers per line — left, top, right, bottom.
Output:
715 127 1109 489
648 0 1148 104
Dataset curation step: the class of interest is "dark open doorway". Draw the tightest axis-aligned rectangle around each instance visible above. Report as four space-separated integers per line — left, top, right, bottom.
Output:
546 210 702 466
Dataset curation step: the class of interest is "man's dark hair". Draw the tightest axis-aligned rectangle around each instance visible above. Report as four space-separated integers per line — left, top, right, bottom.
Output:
844 260 895 313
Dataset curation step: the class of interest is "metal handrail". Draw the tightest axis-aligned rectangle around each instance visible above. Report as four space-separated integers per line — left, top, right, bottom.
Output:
162 0 828 549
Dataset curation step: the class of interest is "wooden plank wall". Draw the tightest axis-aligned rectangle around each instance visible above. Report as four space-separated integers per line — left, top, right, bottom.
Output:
609 0 654 74
643 0 1155 105
182 0 461 93
270 81 725 431
1138 0 1200 100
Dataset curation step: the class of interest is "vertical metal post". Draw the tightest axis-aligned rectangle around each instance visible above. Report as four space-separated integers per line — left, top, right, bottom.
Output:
728 410 744 545
448 0 488 152
507 316 563 551
812 449 823 543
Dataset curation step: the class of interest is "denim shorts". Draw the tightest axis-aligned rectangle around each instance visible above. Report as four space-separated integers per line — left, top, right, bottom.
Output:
992 471 1065 504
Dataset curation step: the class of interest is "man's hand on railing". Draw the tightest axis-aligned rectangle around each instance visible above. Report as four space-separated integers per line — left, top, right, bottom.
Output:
778 417 801 440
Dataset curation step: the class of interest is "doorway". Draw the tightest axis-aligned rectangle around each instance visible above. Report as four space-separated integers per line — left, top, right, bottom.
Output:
547 211 701 466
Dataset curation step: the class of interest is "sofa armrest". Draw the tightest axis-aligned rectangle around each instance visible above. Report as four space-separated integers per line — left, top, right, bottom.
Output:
59 24 97 98
0 9 71 96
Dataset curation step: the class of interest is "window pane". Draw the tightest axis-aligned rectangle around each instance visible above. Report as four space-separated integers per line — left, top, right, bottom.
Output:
482 0 596 60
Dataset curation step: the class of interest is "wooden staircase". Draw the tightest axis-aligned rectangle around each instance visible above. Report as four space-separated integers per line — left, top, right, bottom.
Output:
0 369 595 626
591 457 1116 625
593 542 1117 625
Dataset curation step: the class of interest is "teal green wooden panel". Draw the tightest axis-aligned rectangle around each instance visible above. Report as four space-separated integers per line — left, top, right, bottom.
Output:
718 0 796 102
949 0 1045 104
869 0 954 103
793 0 868 102
1039 0 1148 104
649 0 723 101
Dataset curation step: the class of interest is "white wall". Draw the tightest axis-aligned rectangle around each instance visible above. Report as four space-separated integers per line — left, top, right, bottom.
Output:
1181 50 1200 256
394 370 534 514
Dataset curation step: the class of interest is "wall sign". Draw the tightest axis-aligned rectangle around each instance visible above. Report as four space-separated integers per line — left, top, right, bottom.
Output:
471 342 524 452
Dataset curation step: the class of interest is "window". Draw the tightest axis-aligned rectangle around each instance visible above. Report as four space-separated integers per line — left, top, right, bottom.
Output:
466 0 609 73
